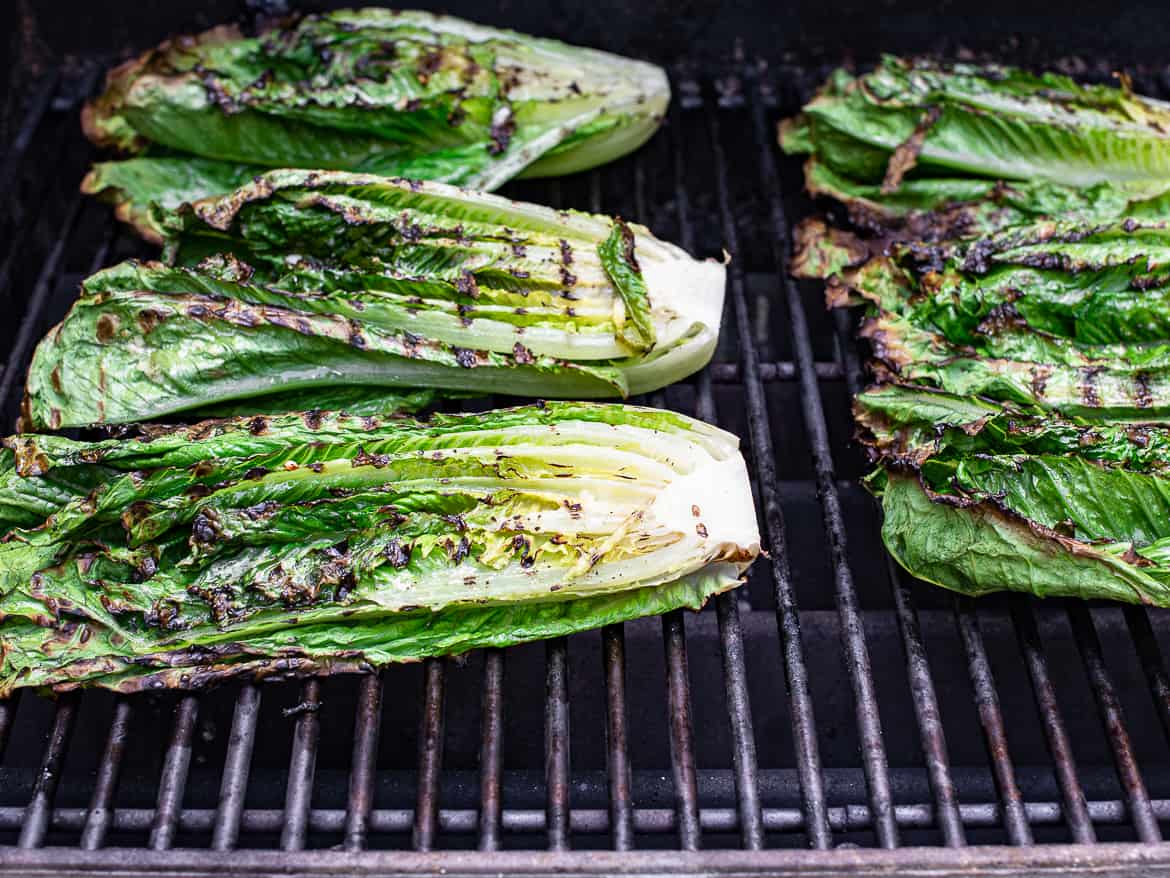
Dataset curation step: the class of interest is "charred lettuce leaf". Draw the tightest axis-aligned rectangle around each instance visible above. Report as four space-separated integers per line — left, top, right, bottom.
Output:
784 56 1170 189
0 401 761 694
81 9 669 238
26 171 725 429
859 385 1170 606
782 57 1170 260
823 218 1170 419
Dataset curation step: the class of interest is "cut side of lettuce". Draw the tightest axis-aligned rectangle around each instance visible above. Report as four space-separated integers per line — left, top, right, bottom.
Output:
0 401 761 694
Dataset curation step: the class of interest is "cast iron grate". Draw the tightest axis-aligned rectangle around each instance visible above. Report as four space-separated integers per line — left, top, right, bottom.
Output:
3 56 1170 875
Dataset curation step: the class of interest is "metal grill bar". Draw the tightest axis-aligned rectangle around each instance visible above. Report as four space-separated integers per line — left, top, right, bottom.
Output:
11 797 1170 837
709 361 842 382
343 674 383 852
1011 601 1095 843
18 691 79 849
211 684 262 852
544 638 571 851
662 611 702 851
887 563 965 847
1123 606 1170 747
0 71 60 202
713 590 765 850
684 95 831 849
953 600 1033 846
735 80 898 847
280 679 322 851
663 112 711 854
413 659 446 852
0 693 19 763
478 650 505 851
1066 604 1161 843
602 625 634 850
149 695 200 851
0 193 85 406
80 697 133 851
830 280 964 848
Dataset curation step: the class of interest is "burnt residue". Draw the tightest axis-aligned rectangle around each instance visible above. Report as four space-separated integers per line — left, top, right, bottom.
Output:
1030 365 1052 400
489 110 516 155
455 269 480 298
881 105 942 194
95 313 119 343
1136 372 1154 409
453 347 477 368
1081 366 1103 408
353 446 392 468
512 342 535 365
618 219 640 272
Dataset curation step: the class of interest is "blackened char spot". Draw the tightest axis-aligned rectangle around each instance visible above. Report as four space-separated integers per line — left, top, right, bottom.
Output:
455 270 479 298
449 535 471 564
1030 365 1052 401
512 342 535 364
96 314 119 342
137 309 164 333
302 410 323 430
1135 372 1154 409
192 514 217 544
248 416 268 435
559 240 573 266
618 219 640 272
489 111 516 155
454 347 477 368
1081 367 1103 408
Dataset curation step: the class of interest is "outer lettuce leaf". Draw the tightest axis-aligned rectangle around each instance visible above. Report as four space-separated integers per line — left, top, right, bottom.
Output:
860 385 1170 606
0 401 761 694
876 471 1170 605
82 9 669 236
81 157 265 243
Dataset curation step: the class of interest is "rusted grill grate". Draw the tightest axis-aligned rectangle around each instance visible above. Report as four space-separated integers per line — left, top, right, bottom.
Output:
2 57 1170 876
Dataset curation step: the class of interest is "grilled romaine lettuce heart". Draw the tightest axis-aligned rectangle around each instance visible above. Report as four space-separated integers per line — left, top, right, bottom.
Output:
81 8 669 240
782 56 1170 254
0 401 759 695
26 171 725 429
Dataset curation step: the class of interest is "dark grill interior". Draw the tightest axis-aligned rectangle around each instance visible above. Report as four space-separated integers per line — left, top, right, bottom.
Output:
5 42 1170 875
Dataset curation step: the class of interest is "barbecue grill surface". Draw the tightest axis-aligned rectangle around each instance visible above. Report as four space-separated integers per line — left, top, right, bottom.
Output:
5 3 1170 875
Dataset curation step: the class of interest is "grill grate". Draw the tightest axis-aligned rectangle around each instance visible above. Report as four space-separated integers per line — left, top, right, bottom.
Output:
3 56 1170 876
